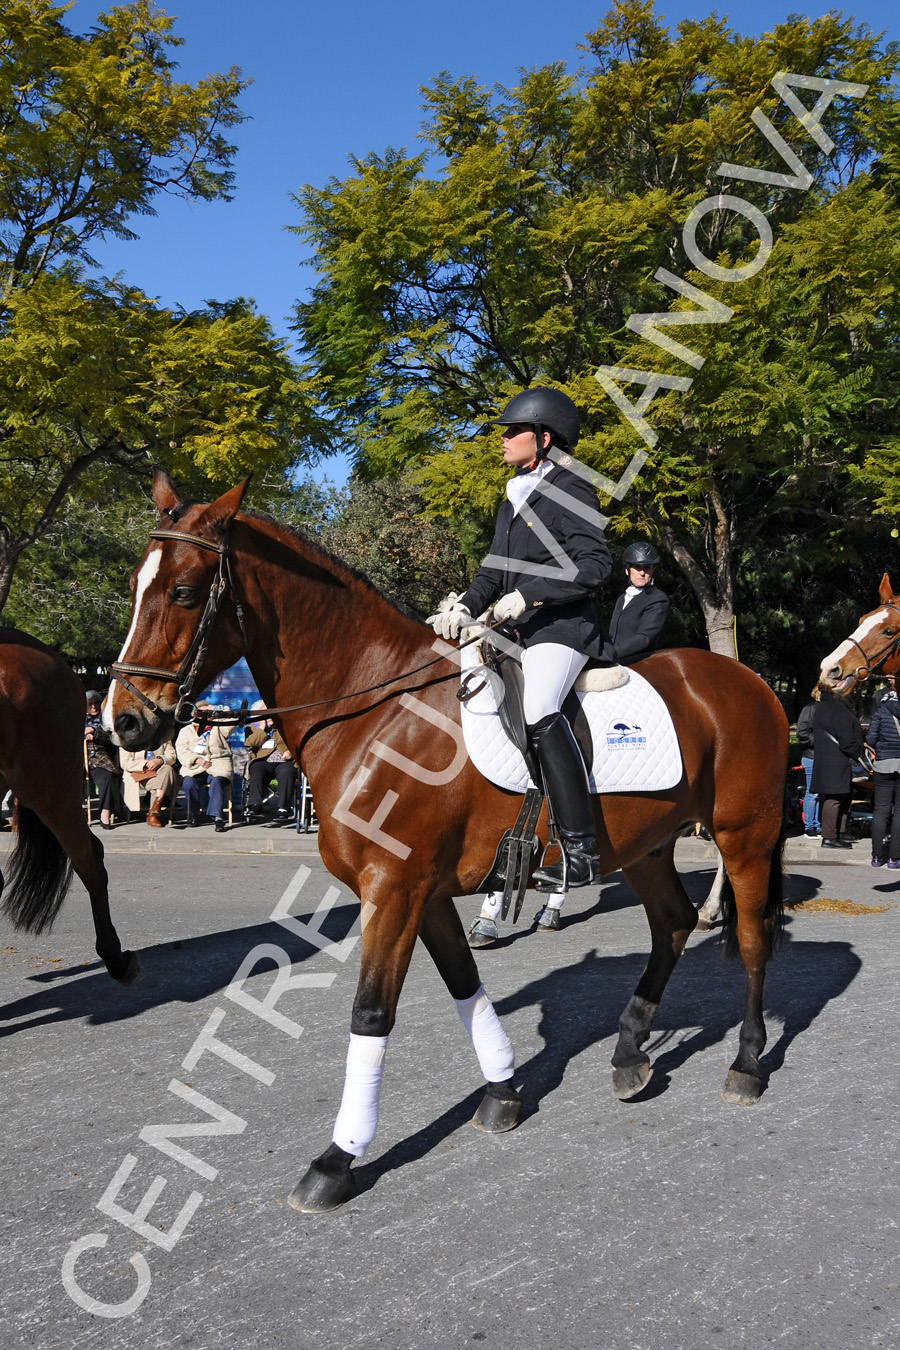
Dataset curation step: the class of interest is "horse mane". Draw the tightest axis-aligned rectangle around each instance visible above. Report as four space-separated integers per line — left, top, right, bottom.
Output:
236 507 427 626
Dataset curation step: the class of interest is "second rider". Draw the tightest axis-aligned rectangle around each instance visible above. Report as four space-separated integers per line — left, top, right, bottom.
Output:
428 388 614 888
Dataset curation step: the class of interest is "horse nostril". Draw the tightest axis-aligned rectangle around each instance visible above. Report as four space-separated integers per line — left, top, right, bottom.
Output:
114 712 142 745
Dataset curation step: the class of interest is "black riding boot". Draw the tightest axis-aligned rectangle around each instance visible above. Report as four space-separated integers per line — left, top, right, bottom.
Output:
529 712 601 890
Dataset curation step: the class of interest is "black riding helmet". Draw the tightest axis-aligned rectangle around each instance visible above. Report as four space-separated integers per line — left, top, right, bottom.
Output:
623 542 660 567
490 388 580 456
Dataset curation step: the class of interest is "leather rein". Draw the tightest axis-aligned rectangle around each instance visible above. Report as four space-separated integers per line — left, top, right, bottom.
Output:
841 601 900 682
109 525 493 730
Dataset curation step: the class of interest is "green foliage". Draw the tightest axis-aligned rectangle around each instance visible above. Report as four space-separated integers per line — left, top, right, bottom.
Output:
3 472 154 658
319 475 471 615
291 0 900 660
0 0 245 281
0 1 318 613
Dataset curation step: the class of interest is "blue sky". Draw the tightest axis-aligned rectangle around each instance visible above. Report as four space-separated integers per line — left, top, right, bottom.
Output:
69 0 900 482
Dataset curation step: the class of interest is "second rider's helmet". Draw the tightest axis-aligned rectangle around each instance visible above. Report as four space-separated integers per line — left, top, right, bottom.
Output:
623 542 660 567
490 387 580 455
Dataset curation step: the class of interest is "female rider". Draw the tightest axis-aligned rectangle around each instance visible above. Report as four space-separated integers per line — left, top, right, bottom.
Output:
428 387 614 890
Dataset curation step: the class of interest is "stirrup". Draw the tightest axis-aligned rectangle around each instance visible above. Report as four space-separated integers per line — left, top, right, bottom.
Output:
533 839 600 891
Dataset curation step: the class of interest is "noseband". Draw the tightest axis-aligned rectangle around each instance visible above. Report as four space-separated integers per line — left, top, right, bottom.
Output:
109 528 248 725
842 601 900 682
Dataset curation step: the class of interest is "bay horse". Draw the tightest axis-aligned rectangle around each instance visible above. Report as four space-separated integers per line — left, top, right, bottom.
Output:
819 572 900 693
0 628 138 982
107 470 788 1213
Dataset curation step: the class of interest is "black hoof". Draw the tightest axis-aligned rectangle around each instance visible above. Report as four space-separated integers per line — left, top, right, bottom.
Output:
288 1143 356 1213
471 1081 522 1133
108 951 141 985
722 1069 764 1104
612 1059 653 1100
534 905 560 931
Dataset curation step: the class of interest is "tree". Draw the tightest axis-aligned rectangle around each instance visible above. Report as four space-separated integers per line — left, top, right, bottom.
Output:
320 475 470 615
0 1 319 613
0 0 244 288
291 1 900 657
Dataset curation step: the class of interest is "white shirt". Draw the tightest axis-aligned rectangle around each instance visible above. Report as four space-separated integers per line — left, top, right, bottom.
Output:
621 584 645 609
505 459 554 517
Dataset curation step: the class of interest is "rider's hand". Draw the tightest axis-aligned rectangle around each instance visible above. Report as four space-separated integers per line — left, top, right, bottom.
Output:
426 593 472 642
493 590 526 623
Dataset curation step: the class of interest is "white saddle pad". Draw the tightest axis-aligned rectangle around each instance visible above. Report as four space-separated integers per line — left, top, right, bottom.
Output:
459 645 683 794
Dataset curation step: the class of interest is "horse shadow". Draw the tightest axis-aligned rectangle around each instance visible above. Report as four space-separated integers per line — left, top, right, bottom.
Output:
354 917 861 1194
0 905 363 1038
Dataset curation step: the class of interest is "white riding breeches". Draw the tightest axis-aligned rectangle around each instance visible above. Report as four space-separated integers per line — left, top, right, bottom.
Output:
521 642 588 728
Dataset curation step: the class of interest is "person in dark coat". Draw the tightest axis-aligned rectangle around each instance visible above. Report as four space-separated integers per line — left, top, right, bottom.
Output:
810 687 864 848
864 674 900 867
608 541 670 665
428 387 613 895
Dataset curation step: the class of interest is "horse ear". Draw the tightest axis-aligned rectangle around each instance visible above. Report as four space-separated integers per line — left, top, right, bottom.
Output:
200 475 253 536
152 468 182 518
879 572 895 604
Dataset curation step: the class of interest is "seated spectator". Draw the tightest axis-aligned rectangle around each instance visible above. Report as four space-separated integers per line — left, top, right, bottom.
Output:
120 741 178 827
244 702 297 827
175 706 233 832
84 689 123 829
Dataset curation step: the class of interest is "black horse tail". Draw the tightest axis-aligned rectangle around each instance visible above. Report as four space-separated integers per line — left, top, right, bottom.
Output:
0 806 73 935
720 833 786 961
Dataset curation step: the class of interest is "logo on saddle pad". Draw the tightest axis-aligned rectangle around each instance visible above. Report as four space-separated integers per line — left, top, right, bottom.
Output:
605 718 647 751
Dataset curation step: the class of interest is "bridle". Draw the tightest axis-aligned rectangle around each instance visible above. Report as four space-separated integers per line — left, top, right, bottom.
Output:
109 524 505 730
841 602 900 682
109 527 249 726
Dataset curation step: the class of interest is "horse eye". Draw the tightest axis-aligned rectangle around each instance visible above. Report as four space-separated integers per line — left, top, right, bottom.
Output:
885 628 896 637
172 585 199 606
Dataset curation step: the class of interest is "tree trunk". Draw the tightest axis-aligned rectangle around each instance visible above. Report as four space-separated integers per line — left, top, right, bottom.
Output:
654 493 739 660
702 607 738 659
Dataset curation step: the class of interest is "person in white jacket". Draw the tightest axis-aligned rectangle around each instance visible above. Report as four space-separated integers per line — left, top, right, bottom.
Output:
175 706 233 831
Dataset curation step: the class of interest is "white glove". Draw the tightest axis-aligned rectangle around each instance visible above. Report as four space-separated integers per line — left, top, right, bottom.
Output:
426 592 472 641
492 590 527 622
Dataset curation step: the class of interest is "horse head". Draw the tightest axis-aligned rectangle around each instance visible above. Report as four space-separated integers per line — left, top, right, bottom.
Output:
819 572 900 694
106 469 251 749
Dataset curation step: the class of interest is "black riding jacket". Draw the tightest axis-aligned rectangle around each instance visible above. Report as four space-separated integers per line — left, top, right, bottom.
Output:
609 583 670 664
459 463 615 661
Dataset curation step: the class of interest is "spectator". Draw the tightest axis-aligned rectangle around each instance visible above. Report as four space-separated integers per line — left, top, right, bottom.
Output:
865 674 900 868
795 687 821 837
608 541 670 665
811 687 864 849
84 689 123 829
175 706 233 832
120 741 178 827
243 702 297 826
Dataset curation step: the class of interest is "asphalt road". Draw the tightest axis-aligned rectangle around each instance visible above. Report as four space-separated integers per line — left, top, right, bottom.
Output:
1 836 898 1350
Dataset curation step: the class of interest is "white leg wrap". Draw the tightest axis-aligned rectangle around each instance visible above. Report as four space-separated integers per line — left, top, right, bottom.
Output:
332 1033 388 1158
455 985 514 1082
480 890 503 920
545 889 567 911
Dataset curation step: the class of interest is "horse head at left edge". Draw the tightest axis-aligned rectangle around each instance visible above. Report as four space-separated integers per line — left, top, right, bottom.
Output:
105 469 251 751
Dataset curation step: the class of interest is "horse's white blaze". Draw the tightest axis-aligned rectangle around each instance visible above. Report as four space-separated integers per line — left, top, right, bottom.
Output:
103 548 162 730
819 609 890 683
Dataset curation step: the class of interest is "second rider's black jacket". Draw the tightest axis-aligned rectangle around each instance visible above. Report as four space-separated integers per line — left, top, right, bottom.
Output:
459 463 615 661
